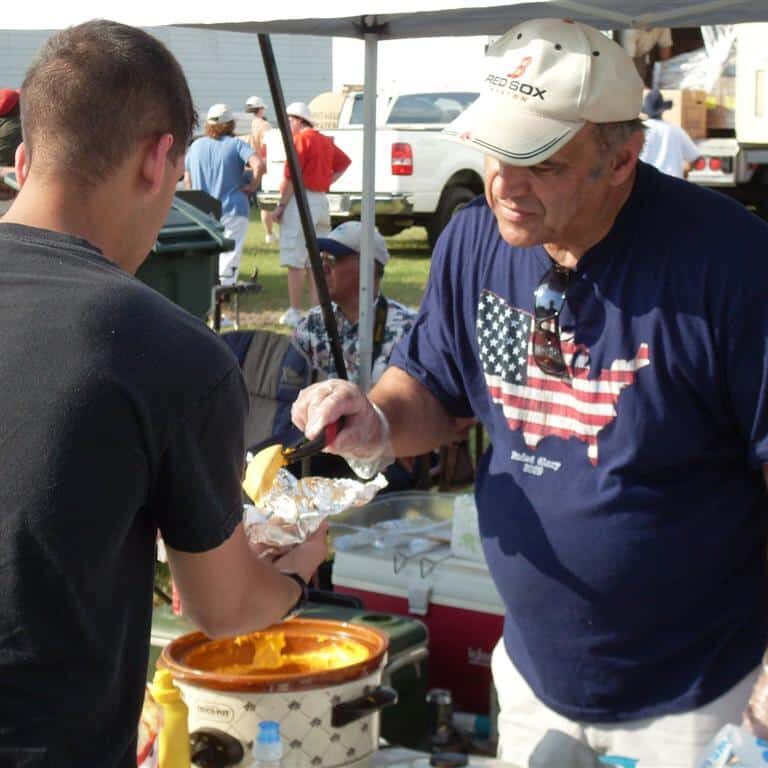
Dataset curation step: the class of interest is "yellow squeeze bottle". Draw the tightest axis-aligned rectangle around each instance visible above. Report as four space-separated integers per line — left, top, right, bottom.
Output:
150 668 190 768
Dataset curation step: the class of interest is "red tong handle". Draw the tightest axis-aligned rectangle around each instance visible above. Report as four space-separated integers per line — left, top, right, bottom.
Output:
324 419 340 447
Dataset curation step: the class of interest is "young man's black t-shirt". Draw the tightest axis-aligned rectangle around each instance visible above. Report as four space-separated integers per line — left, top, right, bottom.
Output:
0 224 247 766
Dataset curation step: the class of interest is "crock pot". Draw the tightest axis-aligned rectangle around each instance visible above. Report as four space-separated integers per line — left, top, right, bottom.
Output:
160 618 397 768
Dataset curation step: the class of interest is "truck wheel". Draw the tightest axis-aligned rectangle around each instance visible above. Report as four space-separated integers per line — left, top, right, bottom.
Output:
427 185 476 250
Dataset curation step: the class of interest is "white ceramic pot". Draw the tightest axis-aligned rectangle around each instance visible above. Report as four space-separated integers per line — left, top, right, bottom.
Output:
161 619 397 768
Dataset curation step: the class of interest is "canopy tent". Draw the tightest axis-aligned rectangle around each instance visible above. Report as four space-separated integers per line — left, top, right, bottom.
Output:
5 0 768 390
4 1 765 35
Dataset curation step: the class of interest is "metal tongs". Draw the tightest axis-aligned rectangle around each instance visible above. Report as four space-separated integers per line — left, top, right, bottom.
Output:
247 419 342 465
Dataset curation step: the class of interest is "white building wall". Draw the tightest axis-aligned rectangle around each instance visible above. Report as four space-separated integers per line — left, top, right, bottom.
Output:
332 35 491 93
0 27 331 121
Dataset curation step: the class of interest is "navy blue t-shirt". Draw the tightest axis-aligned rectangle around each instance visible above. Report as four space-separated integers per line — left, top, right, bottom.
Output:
391 163 768 722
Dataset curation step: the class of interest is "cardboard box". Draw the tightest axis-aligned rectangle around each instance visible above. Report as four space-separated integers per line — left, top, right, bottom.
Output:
707 75 736 131
643 88 708 139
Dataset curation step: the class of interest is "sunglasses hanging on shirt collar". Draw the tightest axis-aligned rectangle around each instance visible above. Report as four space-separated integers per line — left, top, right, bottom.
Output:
532 264 575 378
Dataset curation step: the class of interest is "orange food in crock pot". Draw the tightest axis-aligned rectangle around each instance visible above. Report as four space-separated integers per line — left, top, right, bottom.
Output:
184 632 369 676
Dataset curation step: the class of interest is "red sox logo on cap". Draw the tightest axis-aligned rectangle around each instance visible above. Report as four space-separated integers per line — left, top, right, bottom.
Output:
508 56 533 79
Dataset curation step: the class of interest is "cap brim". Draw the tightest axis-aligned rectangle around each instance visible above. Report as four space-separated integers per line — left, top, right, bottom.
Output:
444 94 583 167
316 238 357 257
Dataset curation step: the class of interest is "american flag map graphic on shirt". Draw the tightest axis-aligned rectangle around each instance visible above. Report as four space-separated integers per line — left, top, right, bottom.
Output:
477 290 650 465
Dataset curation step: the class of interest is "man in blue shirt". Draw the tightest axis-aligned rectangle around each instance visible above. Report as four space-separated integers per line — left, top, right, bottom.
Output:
291 18 768 768
184 103 263 286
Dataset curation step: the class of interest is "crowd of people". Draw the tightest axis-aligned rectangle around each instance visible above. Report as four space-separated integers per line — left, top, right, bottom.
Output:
2 14 767 768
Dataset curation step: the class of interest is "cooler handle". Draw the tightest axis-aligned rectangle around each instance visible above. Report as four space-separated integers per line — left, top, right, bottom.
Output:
331 685 398 728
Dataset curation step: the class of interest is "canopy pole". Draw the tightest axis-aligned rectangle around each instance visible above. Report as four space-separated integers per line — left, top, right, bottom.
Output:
258 33 348 380
357 30 379 394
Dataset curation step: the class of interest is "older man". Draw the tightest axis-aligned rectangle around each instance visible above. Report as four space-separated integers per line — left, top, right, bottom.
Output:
292 220 416 386
0 21 326 765
292 18 768 768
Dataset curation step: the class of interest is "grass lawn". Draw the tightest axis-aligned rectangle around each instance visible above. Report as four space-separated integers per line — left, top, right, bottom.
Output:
233 212 433 332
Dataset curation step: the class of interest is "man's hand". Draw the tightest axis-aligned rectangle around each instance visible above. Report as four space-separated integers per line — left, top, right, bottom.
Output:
292 379 391 464
273 521 329 583
273 202 286 223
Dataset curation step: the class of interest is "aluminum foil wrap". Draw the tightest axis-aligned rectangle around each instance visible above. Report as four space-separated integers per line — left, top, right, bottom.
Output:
244 468 387 557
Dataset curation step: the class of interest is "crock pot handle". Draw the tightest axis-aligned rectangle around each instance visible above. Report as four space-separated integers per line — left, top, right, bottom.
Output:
331 685 398 728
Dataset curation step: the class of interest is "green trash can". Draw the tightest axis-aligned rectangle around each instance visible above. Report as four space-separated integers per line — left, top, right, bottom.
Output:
148 601 429 749
136 193 233 319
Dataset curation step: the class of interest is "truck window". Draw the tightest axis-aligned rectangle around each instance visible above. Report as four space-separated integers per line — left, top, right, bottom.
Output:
348 93 366 126
387 92 478 125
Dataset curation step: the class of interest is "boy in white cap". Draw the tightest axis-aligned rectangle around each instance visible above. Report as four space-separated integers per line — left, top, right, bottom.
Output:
184 103 264 286
245 95 276 243
291 18 768 767
273 101 351 327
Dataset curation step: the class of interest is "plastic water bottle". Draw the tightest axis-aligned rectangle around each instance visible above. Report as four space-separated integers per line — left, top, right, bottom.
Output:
252 721 283 767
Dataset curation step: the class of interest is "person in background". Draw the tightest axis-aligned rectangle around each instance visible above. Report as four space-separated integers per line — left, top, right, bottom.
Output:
273 101 351 328
292 18 768 768
245 94 276 244
0 20 326 765
0 88 22 200
640 88 701 178
292 220 416 386
293 220 421 498
184 103 264 286
617 26 673 86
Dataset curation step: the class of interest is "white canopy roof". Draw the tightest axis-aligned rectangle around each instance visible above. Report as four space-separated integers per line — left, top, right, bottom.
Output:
3 0 765 34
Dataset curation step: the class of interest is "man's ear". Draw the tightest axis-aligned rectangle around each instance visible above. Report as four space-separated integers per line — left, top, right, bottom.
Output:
140 133 175 193
609 131 644 187
14 142 29 186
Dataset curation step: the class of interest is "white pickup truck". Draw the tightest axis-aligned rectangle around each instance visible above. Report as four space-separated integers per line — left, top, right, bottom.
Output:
258 88 484 247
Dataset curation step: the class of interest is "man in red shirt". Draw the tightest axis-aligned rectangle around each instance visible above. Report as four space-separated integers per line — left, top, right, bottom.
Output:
273 102 351 327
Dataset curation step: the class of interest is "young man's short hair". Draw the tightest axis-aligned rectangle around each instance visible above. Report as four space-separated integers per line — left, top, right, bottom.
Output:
20 19 197 186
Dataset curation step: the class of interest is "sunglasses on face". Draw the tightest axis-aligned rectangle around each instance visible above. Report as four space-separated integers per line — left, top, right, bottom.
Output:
532 265 574 378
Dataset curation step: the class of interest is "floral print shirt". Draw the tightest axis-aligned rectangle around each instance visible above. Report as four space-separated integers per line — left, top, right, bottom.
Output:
293 296 417 385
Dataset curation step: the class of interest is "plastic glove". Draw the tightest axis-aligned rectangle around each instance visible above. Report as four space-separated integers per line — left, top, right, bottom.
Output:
291 379 394 479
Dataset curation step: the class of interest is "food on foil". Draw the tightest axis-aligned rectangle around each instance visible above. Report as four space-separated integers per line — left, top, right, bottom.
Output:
242 422 343 504
244 468 387 557
243 443 286 503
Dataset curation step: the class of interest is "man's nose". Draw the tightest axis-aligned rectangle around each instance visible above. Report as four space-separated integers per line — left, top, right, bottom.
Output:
497 164 531 197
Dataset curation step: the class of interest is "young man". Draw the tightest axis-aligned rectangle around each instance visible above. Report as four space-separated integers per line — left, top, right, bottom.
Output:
292 18 768 768
640 89 701 178
245 94 275 243
0 21 326 766
273 101 351 327
184 103 264 286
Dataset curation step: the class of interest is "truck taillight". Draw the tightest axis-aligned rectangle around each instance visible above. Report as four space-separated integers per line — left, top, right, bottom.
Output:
709 157 732 173
693 157 706 171
391 143 413 176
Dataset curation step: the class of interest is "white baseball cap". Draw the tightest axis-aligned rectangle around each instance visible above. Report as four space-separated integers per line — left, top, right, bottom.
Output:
445 18 643 166
246 95 265 110
206 103 234 124
316 221 390 266
286 101 314 126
